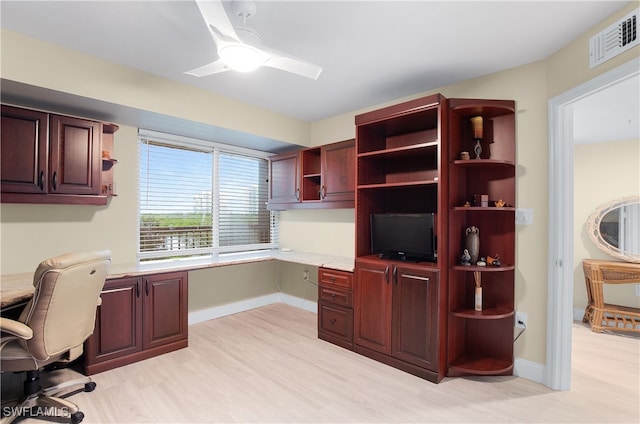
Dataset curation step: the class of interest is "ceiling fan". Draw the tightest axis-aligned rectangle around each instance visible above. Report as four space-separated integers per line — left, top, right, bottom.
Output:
185 0 323 80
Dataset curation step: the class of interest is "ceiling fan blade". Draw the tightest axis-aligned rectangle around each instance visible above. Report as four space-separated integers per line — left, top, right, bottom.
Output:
185 59 229 77
260 46 323 80
195 0 239 42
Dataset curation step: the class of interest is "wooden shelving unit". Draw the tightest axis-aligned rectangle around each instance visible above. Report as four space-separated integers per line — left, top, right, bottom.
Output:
447 98 516 377
352 93 449 383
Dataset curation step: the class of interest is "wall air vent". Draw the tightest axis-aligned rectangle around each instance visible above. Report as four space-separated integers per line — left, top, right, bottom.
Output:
589 8 638 68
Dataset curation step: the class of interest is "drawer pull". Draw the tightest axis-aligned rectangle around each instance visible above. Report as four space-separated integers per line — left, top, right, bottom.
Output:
330 318 336 325
331 293 337 298
403 274 431 282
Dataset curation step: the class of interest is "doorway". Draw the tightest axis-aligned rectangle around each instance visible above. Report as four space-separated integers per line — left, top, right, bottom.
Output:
546 58 640 390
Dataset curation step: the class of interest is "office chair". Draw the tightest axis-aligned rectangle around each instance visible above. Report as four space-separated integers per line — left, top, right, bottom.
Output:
0 250 111 424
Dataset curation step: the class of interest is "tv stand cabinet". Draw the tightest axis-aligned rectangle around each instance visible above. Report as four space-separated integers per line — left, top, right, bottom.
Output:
318 93 517 383
351 93 449 382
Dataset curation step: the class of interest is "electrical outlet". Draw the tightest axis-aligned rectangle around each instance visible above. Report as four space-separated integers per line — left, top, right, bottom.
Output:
303 270 309 281
515 311 528 329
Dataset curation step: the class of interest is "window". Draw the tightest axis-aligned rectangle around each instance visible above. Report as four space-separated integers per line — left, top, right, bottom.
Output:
138 130 277 261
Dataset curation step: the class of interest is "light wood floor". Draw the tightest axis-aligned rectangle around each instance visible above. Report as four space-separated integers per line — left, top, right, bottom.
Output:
3 303 639 423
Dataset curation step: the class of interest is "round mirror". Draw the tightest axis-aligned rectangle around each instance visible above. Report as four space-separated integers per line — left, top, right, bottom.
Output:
587 195 640 263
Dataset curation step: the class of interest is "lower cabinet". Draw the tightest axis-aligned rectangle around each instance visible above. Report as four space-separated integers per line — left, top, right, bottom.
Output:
317 268 354 350
353 257 444 383
84 271 188 375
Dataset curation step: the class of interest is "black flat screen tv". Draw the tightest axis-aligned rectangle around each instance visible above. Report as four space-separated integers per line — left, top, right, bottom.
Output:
370 213 437 262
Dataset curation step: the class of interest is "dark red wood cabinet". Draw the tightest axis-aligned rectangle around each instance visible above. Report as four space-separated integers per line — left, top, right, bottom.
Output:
345 93 516 383
84 271 188 375
0 105 48 194
352 94 448 383
354 257 441 380
268 139 355 210
268 150 301 206
1 104 116 205
317 267 354 350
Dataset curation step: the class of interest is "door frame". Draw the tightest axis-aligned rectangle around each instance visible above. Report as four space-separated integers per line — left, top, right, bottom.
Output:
545 57 639 390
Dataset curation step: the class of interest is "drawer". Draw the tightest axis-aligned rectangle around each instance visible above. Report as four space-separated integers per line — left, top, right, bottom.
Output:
319 286 352 307
318 302 353 342
318 268 353 289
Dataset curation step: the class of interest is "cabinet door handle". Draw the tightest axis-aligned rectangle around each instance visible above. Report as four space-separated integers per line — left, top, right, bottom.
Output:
393 267 398 285
145 280 150 296
38 171 45 191
295 188 300 200
136 281 140 298
51 171 57 191
321 185 326 199
403 274 431 282
384 266 389 283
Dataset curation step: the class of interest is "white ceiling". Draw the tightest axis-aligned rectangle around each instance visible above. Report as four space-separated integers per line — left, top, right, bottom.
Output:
1 0 638 147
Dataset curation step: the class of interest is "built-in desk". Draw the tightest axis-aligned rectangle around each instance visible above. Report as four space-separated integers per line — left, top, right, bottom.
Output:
582 259 640 333
1 250 354 375
0 250 354 309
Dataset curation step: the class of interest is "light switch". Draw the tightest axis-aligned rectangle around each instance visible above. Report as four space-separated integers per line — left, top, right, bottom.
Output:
516 208 534 225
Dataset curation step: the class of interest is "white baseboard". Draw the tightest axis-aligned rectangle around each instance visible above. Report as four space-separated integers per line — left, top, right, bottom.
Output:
188 293 317 325
573 307 585 322
279 293 318 313
514 357 545 384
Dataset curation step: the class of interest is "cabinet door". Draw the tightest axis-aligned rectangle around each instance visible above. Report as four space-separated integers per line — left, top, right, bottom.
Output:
49 115 101 195
85 277 143 364
142 272 188 350
269 151 300 204
354 260 392 355
392 266 439 370
321 140 355 202
1 105 48 194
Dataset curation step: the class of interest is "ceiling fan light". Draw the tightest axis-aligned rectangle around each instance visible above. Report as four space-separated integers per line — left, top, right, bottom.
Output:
219 44 266 72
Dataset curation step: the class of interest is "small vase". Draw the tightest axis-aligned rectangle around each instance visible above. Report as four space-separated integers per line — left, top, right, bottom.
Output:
465 226 480 264
475 286 482 311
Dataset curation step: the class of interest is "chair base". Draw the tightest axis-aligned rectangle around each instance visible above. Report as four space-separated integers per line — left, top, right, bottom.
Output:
1 369 95 424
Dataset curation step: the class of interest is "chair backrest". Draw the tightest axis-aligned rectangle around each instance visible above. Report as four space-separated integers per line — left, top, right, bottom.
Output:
18 250 111 361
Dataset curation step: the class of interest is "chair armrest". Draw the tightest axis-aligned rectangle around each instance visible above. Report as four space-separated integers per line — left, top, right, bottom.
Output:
0 317 33 340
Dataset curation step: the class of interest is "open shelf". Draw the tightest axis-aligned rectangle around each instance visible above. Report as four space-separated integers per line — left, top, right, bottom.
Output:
452 307 514 319
447 98 516 379
449 353 513 375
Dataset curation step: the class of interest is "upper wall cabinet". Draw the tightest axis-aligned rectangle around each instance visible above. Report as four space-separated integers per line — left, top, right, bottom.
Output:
268 139 355 210
268 150 301 207
1 104 118 206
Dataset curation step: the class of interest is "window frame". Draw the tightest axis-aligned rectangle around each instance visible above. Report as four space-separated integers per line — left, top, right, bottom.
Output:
137 129 278 262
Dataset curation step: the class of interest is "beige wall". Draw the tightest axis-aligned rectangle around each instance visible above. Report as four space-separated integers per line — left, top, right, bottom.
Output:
189 262 280 313
1 4 639 368
573 139 640 312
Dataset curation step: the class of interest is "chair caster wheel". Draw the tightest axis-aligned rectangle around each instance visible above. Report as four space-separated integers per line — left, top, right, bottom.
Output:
84 382 96 392
71 411 85 424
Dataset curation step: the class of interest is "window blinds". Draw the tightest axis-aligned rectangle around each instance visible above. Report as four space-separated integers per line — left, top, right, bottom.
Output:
138 131 277 261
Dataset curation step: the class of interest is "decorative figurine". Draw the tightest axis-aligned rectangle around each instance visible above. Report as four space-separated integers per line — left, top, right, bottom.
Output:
460 151 470 160
487 254 501 266
463 201 471 207
495 199 506 208
476 257 487 267
461 249 471 266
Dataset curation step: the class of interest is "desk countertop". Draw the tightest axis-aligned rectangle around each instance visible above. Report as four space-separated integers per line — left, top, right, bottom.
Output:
0 250 354 309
